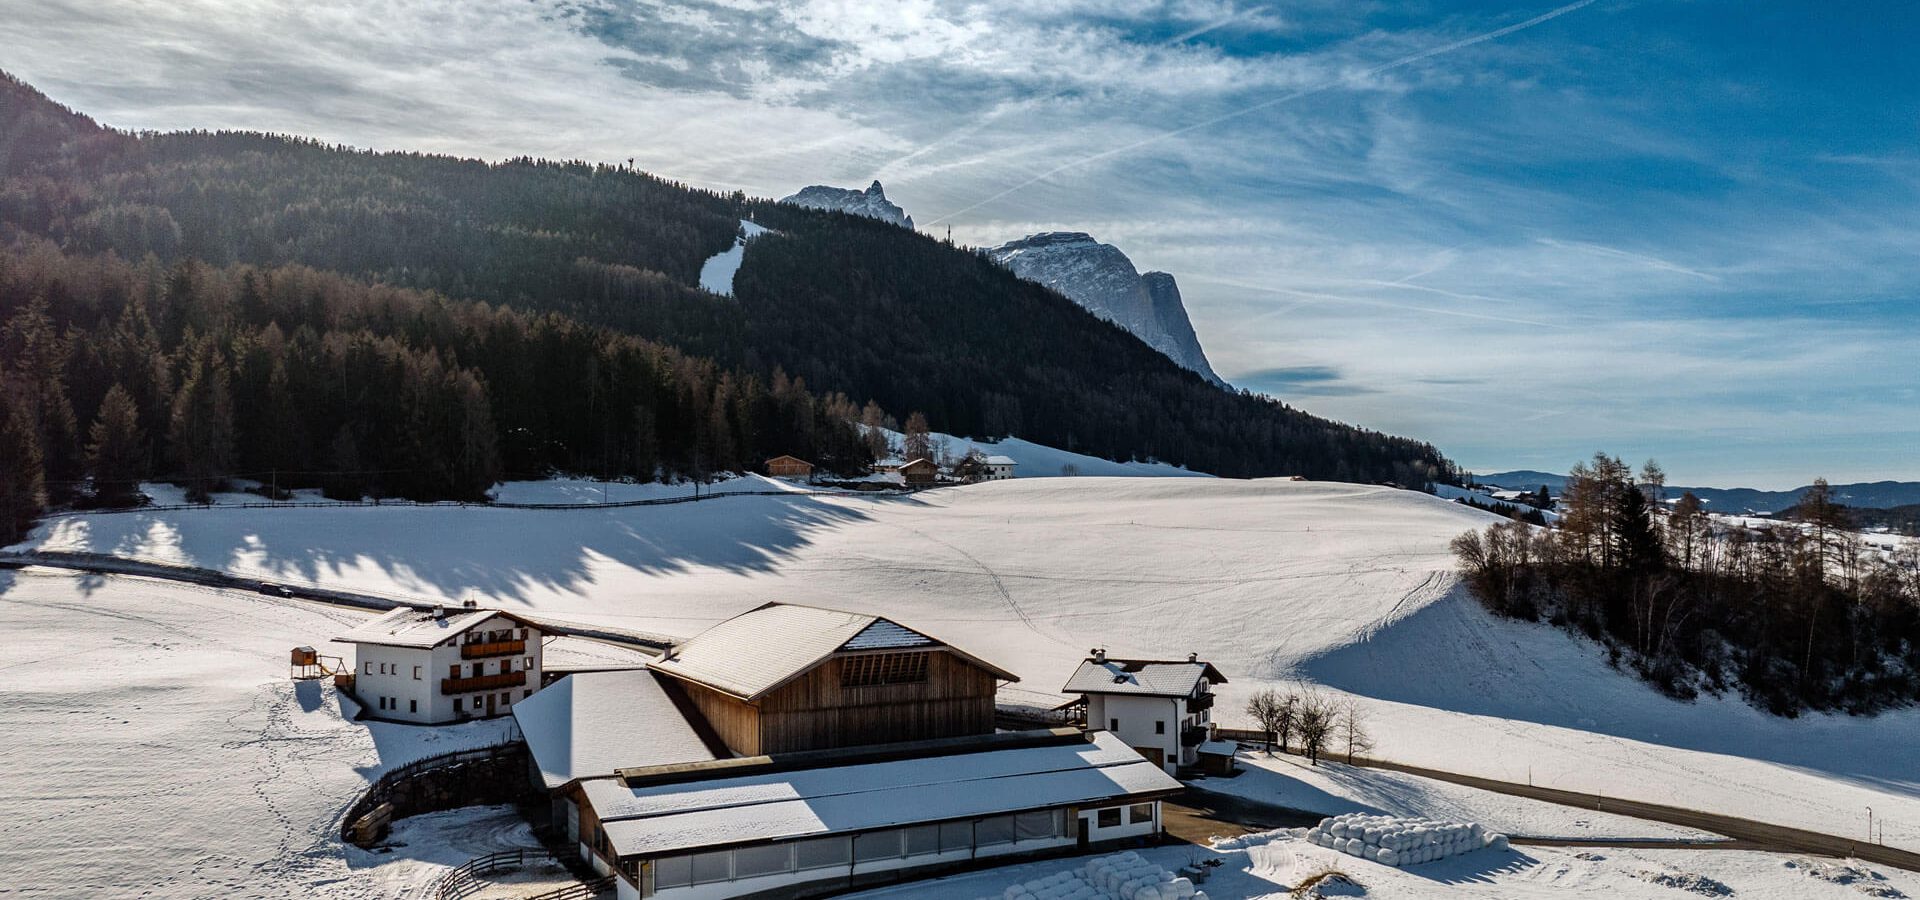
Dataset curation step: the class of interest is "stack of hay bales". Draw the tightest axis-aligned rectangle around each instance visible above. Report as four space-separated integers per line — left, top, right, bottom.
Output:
986 851 1209 900
1303 813 1508 867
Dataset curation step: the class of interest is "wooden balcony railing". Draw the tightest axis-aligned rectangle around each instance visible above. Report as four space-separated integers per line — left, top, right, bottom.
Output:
461 640 526 660
1186 693 1215 714
441 670 527 695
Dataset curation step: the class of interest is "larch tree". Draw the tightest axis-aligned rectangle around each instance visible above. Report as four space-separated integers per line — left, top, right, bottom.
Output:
901 411 932 462
167 341 236 503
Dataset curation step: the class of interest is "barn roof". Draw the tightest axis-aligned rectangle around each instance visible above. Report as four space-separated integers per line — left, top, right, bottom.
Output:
513 670 725 790
764 455 812 466
1062 657 1227 698
647 603 1018 701
584 730 1176 858
334 606 533 649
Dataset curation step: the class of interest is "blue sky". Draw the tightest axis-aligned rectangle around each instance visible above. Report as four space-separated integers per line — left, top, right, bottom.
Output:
5 0 1917 488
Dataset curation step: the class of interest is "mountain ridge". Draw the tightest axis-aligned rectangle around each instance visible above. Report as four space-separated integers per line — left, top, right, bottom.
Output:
1478 470 1920 513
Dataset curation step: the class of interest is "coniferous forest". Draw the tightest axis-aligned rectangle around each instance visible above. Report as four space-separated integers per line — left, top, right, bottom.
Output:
0 71 1457 537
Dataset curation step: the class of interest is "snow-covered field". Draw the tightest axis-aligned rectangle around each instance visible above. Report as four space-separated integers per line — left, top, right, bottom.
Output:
0 568 524 898
15 476 1920 895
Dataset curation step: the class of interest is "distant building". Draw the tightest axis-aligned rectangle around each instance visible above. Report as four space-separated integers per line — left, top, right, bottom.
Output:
872 457 906 474
983 455 1017 480
898 457 938 486
764 455 815 480
513 603 1179 899
335 605 545 723
1062 649 1228 776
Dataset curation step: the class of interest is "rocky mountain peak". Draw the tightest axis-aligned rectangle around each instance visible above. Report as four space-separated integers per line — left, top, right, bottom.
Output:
780 180 913 229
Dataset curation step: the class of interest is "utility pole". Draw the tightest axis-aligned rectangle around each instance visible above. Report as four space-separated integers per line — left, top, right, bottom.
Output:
1868 806 1874 843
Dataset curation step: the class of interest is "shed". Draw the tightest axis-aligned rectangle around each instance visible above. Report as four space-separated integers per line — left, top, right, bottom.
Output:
898 457 938 486
764 455 815 480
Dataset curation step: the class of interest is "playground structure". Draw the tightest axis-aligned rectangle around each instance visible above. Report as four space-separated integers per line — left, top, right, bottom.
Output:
291 645 352 689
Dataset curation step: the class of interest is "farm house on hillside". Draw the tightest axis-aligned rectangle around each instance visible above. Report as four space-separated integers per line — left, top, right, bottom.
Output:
334 604 545 723
763 455 814 480
1062 650 1228 776
513 603 1179 899
898 458 938 486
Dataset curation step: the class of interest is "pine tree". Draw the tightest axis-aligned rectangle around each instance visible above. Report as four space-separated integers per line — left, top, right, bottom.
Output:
87 384 146 505
0 393 47 542
167 341 236 503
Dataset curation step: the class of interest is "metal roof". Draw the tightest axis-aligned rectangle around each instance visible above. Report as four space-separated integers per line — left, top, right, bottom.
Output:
333 606 529 649
585 731 1177 858
513 670 723 790
1061 658 1226 697
647 603 1017 701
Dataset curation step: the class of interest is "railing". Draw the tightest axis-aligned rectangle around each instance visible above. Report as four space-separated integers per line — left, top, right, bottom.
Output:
1180 725 1209 748
461 639 525 659
340 742 526 843
442 670 527 695
435 848 615 900
1186 693 1215 714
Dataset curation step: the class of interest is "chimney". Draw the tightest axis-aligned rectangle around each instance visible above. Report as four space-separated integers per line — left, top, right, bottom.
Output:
1092 647 1107 664
1188 652 1198 663
432 603 446 619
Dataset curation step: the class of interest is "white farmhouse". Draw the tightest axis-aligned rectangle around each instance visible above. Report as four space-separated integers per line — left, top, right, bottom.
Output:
1062 649 1227 776
983 455 1018 480
335 604 545 724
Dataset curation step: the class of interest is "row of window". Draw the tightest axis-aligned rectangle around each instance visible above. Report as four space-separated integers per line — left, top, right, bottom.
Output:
361 657 534 679
1093 804 1155 829
840 652 930 688
374 696 418 714
452 689 532 713
646 810 1069 891
463 627 528 644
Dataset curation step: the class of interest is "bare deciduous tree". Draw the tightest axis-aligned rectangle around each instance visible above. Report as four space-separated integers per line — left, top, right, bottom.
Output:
1243 688 1297 755
1338 697 1374 764
1296 690 1336 765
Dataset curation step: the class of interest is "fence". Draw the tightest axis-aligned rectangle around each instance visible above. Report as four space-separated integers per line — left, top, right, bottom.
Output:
340 742 531 845
436 848 615 900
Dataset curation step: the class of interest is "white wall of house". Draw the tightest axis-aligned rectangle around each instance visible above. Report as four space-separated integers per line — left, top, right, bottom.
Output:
347 614 543 724
1084 689 1213 774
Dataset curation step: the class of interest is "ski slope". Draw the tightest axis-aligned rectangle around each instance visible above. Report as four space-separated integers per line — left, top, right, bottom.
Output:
17 476 1920 868
696 219 767 296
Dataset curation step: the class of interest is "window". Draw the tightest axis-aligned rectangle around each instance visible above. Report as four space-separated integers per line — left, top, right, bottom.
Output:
653 854 692 889
453 698 463 713
500 691 511 707
1096 808 1122 829
841 652 929 687
470 663 482 677
524 656 533 670
975 816 1015 847
412 666 421 681
409 699 417 713
364 661 373 675
1109 718 1119 732
853 830 902 862
523 689 532 699
904 825 940 856
1155 721 1165 735
448 665 459 679
690 851 730 885
733 843 794 879
940 821 973 853
795 837 850 871
1128 804 1156 825
1015 810 1061 842
517 627 526 640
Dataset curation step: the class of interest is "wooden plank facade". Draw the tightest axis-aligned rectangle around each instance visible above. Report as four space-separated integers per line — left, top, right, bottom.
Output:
672 648 999 756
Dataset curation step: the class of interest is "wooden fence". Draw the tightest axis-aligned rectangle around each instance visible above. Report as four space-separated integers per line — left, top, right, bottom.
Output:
436 848 614 900
340 742 530 845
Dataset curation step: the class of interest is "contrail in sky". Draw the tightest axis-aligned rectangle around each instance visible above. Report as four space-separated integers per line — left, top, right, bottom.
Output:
924 0 1598 226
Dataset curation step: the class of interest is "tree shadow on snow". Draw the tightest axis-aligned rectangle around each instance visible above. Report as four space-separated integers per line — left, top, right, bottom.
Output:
29 493 877 607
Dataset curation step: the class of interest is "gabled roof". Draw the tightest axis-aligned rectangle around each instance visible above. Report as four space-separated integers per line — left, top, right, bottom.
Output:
513 670 725 790
584 730 1177 858
334 606 534 649
764 455 812 466
898 457 937 470
1062 657 1227 698
647 603 1018 701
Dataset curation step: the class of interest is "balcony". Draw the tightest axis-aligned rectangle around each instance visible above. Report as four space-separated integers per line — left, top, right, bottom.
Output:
442 670 527 695
461 639 526 660
1180 725 1209 748
1186 693 1215 714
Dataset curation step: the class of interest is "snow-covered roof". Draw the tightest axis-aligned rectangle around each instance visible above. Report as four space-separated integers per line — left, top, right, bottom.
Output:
1062 657 1227 697
1197 740 1238 757
585 731 1176 858
334 606 528 649
985 455 1018 466
648 603 1016 701
512 670 723 790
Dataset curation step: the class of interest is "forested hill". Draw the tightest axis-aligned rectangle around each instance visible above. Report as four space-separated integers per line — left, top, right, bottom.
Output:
0 71 1455 485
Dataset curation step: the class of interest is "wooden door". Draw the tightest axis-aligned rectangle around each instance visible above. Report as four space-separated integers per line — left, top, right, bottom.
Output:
1136 746 1164 769
485 692 496 714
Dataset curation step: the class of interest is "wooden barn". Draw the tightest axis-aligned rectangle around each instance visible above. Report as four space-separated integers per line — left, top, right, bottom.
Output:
898 457 938 486
648 603 1016 755
763 455 815 480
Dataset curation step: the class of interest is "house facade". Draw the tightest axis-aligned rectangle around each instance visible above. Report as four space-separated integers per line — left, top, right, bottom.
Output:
1062 649 1226 775
336 605 545 724
983 455 1017 480
897 458 938 486
513 604 1180 899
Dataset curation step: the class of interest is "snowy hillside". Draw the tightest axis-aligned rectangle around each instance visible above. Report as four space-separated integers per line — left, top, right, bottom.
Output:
987 232 1225 386
779 180 914 228
876 425 1211 479
696 219 769 296
19 477 1920 878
